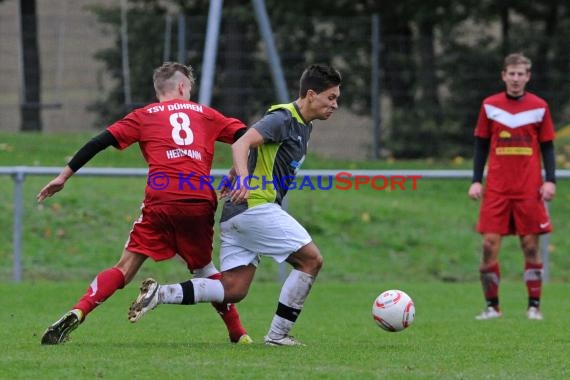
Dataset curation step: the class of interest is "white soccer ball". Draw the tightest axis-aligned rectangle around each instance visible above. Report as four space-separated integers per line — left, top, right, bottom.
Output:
372 289 415 332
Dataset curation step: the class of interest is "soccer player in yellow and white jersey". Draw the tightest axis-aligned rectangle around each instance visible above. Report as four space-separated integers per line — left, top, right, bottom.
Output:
129 64 341 346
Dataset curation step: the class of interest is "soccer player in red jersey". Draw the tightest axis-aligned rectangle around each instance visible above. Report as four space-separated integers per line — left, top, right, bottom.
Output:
468 53 556 321
38 62 252 345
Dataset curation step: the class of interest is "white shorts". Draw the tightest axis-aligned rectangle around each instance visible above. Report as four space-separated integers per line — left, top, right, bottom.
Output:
219 203 312 271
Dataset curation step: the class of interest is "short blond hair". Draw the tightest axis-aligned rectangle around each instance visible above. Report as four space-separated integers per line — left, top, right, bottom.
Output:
503 53 532 72
153 62 195 95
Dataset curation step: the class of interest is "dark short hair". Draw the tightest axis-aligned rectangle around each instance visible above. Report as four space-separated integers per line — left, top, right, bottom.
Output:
299 64 342 98
153 62 195 94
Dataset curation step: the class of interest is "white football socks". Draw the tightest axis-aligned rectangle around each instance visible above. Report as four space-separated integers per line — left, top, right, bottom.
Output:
158 284 184 304
267 269 315 339
192 278 224 303
159 278 224 304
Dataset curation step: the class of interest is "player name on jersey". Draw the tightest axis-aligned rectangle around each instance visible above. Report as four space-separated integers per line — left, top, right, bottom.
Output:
166 148 202 160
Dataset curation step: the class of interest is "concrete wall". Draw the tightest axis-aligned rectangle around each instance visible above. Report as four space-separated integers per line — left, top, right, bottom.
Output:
0 1 374 160
0 0 115 132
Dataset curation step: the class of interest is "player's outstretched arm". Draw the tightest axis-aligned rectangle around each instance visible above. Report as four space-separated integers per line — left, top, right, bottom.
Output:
37 166 74 202
36 130 118 203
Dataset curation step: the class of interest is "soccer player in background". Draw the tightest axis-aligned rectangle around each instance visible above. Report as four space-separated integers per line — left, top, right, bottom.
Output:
128 64 341 346
38 62 252 345
468 53 556 321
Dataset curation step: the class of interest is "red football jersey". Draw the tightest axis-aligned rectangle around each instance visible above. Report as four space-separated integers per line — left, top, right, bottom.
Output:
475 91 555 198
107 99 245 204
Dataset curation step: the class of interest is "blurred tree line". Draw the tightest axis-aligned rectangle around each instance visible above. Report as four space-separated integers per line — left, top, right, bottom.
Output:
87 0 570 159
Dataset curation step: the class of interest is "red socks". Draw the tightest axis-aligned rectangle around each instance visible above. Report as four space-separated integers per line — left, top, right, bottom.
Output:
71 267 248 341
208 272 247 342
480 261 543 311
73 267 125 319
524 261 543 304
480 262 500 309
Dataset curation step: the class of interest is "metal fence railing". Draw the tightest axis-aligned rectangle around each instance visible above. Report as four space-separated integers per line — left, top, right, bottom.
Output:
3 167 568 283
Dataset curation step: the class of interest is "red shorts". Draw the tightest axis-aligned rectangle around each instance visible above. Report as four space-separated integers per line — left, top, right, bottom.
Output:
477 192 552 236
126 201 215 271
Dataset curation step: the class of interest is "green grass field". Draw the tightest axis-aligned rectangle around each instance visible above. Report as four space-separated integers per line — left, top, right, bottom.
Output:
2 281 569 379
1 132 570 379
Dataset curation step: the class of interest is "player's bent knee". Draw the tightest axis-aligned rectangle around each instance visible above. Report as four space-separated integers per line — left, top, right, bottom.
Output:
289 246 323 276
224 287 249 303
306 244 323 271
312 252 324 273
220 276 250 303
